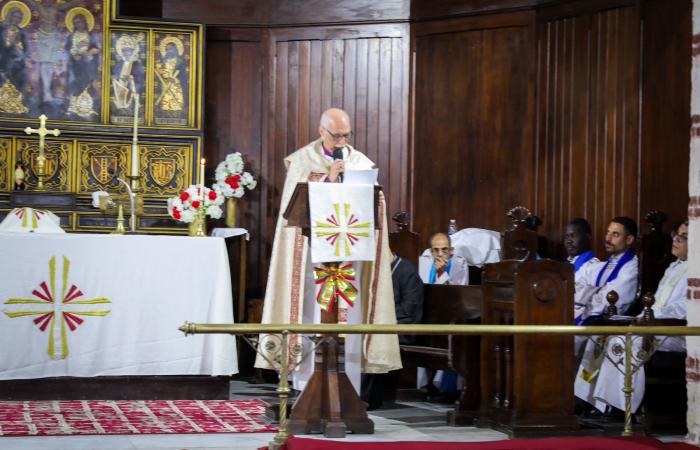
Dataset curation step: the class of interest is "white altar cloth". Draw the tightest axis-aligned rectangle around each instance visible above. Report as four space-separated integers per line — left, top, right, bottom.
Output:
0 233 237 380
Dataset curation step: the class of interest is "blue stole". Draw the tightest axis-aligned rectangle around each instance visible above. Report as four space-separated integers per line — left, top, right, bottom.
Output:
573 250 595 273
429 258 452 284
595 249 635 287
575 249 634 325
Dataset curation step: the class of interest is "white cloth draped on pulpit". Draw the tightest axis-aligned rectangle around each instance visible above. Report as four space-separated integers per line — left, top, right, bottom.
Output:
0 207 65 234
309 182 375 263
0 233 237 379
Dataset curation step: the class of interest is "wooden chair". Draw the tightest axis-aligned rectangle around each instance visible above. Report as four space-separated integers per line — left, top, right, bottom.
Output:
635 293 687 432
501 206 538 261
388 211 422 266
631 211 675 316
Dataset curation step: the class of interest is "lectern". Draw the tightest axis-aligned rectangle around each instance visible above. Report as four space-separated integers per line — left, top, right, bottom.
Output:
283 182 381 437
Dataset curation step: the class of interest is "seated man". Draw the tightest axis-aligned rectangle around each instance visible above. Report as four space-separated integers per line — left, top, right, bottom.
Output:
574 216 639 325
419 232 469 285
575 220 688 416
362 250 424 410
565 218 599 276
418 232 468 400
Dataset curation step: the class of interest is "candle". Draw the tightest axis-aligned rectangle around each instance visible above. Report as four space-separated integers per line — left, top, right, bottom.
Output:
200 158 205 187
131 94 140 177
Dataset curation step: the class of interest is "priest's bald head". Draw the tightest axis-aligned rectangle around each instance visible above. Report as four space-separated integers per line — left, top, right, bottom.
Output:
319 108 353 151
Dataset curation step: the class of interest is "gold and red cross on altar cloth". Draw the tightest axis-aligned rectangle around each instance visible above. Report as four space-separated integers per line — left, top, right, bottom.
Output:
3 255 111 360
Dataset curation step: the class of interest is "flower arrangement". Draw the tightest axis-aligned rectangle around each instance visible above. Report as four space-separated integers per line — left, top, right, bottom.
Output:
213 152 257 198
167 185 224 223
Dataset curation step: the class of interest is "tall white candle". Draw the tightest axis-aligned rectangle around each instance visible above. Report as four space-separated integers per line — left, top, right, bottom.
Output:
131 94 140 177
200 158 205 187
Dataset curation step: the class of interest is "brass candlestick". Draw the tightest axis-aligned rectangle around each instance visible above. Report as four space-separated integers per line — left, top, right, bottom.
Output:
112 204 126 234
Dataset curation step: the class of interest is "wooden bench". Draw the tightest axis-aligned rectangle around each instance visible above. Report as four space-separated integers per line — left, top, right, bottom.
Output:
400 283 482 425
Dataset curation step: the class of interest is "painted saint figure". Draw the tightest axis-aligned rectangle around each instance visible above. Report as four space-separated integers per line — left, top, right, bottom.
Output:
155 37 186 113
0 1 30 114
111 33 145 113
65 7 100 119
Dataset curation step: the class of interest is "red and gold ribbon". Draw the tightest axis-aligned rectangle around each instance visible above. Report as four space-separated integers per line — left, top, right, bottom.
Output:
314 263 358 312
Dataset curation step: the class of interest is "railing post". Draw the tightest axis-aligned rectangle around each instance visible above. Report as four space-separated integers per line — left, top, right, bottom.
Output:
622 333 634 436
270 330 291 449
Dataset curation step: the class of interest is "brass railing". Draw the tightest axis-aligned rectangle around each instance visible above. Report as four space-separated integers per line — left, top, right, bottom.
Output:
179 323 700 448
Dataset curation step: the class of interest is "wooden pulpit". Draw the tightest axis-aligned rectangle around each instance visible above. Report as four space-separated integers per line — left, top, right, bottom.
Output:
283 182 381 437
477 259 579 436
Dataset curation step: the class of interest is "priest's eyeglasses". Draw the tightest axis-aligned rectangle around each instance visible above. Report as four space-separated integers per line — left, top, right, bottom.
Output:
671 231 688 242
430 247 451 255
322 126 353 141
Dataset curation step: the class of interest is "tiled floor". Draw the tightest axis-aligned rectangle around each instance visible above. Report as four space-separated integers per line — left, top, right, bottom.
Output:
0 380 685 450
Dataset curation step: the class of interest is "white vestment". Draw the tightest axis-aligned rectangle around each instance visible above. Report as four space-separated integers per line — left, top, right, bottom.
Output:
573 252 638 370
574 252 639 322
418 252 469 285
575 259 687 413
254 138 401 394
568 253 600 285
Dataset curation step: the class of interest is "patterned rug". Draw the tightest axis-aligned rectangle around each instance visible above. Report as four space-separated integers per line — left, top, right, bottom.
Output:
0 399 277 436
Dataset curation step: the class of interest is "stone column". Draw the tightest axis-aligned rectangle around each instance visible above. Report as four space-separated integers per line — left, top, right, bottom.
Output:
687 1 700 442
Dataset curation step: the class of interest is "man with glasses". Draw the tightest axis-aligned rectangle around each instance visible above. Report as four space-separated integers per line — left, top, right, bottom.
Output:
575 220 688 418
417 232 468 401
255 108 401 395
418 232 469 286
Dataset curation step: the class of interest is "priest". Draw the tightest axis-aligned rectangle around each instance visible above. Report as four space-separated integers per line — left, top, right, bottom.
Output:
254 108 401 393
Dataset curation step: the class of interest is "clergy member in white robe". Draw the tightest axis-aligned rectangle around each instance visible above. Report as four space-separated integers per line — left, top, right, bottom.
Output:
418 232 469 285
574 217 639 326
254 108 401 394
576 221 688 413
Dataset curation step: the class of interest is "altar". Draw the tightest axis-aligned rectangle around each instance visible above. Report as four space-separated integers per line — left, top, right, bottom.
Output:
0 232 237 381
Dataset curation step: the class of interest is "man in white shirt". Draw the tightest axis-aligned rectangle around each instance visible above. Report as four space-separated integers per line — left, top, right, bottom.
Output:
575 220 688 416
417 232 468 400
418 232 469 286
574 217 639 326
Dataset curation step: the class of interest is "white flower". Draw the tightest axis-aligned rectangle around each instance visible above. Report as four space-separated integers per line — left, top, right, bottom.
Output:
213 152 257 199
167 184 224 223
180 209 195 223
207 205 223 219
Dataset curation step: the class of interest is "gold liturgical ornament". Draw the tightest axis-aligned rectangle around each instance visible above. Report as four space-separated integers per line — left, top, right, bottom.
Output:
24 115 61 191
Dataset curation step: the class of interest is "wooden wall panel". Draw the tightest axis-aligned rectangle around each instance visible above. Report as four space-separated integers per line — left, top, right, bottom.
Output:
162 0 271 25
411 13 535 242
534 7 643 256
638 0 691 230
533 0 691 257
204 35 265 295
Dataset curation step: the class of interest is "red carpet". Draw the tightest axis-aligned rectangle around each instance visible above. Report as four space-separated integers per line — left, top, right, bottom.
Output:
0 399 277 436
276 436 696 450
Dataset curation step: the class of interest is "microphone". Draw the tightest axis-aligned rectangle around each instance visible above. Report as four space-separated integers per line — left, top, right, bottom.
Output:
332 147 344 183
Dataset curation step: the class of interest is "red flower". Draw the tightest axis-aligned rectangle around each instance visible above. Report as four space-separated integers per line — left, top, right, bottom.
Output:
191 201 201 209
180 192 190 202
226 175 241 190
173 208 181 220
208 190 218 201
